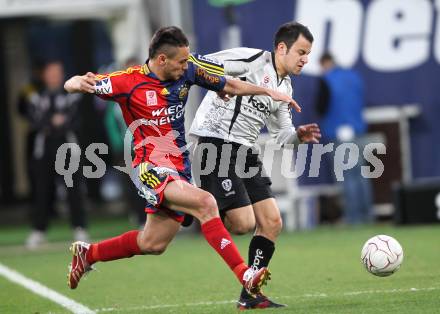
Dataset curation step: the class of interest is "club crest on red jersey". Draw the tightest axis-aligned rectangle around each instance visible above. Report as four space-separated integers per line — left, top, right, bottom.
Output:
146 90 158 106
178 85 189 100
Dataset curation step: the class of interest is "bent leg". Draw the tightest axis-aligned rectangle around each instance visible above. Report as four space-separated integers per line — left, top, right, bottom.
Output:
163 180 249 283
253 198 283 242
224 205 256 235
162 180 220 223
137 211 180 254
237 198 281 300
87 229 141 264
249 198 281 271
86 212 179 264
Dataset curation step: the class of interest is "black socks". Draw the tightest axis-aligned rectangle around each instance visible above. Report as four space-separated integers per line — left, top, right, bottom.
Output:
240 235 275 299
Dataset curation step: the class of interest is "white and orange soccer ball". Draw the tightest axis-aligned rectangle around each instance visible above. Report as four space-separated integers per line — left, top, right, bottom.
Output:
361 235 404 277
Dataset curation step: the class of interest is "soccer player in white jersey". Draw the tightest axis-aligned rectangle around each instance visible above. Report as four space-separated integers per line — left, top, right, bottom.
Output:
190 22 321 309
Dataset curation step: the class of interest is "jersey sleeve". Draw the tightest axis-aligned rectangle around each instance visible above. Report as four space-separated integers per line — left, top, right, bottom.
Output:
94 69 132 101
205 48 264 77
266 101 300 146
186 54 226 91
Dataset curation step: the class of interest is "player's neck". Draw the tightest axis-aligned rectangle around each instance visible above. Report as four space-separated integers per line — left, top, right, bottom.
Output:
147 60 167 81
274 54 288 78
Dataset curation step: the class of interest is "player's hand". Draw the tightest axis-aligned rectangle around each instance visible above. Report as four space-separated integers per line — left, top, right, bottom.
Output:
64 72 96 94
216 90 231 101
297 123 321 144
266 89 301 112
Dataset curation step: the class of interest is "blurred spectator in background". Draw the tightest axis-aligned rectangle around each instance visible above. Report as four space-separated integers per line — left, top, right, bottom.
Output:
20 60 89 249
102 57 146 227
17 61 44 204
315 52 373 224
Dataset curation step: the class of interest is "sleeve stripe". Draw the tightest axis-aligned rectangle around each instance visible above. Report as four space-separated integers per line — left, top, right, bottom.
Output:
95 66 141 80
95 72 125 80
188 56 224 75
189 58 224 76
188 55 224 76
189 55 224 72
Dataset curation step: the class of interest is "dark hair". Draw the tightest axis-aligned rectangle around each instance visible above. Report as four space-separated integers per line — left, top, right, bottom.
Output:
274 22 314 51
319 52 334 65
42 59 63 68
149 26 189 58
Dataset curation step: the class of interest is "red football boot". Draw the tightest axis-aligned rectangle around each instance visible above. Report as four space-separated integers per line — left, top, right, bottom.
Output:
242 267 271 295
67 241 94 289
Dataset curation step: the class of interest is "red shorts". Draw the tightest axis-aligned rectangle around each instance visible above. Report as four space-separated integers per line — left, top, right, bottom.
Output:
145 205 185 223
144 176 187 223
133 163 190 223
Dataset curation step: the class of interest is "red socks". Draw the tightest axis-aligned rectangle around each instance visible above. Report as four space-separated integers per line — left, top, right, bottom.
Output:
201 217 248 283
85 219 248 285
87 230 141 264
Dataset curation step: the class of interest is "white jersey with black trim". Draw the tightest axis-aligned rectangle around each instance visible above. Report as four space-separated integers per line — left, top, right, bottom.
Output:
189 47 299 147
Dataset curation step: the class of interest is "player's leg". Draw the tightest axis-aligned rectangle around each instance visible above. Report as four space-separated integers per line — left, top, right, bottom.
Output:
162 180 270 293
137 211 181 254
197 139 255 235
243 153 281 256
253 198 282 241
88 211 180 262
68 212 180 289
68 162 184 289
235 200 286 308
235 156 286 308
162 180 219 223
250 198 283 285
241 151 281 265
218 196 285 309
223 205 255 235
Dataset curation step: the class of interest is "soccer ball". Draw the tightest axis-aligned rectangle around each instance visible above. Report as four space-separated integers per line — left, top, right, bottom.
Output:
361 235 404 277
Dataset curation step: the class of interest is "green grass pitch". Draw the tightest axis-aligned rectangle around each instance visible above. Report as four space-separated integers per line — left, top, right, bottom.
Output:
0 219 439 313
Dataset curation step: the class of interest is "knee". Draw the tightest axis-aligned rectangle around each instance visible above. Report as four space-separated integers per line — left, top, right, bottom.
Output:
226 215 255 235
138 240 167 255
259 216 283 236
194 192 218 219
229 222 255 235
197 192 218 211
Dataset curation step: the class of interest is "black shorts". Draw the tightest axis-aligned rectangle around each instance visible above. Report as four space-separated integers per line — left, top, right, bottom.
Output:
197 137 273 213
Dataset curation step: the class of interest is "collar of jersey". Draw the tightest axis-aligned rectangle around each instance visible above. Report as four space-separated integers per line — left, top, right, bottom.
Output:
142 61 181 83
271 51 286 87
142 61 160 80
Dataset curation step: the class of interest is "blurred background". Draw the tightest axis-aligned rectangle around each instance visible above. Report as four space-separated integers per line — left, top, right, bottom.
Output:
0 0 439 244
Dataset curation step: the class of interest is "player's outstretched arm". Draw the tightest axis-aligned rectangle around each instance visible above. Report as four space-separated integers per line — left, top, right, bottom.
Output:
223 78 301 112
64 72 96 94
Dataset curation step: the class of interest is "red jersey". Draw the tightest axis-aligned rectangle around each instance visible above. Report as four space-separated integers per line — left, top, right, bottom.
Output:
94 54 226 179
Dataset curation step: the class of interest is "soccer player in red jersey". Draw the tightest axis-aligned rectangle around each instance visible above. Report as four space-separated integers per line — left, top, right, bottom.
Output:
64 26 301 296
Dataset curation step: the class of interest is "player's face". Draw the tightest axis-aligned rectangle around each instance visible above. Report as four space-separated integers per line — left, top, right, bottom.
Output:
284 34 312 75
163 46 190 80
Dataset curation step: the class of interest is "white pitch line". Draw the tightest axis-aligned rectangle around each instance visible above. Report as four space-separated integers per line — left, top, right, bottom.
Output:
97 300 236 313
0 262 95 314
95 286 440 313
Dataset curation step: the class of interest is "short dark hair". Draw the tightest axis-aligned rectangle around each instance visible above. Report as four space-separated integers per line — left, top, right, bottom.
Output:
274 22 314 51
149 26 189 59
42 59 63 68
319 52 334 65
